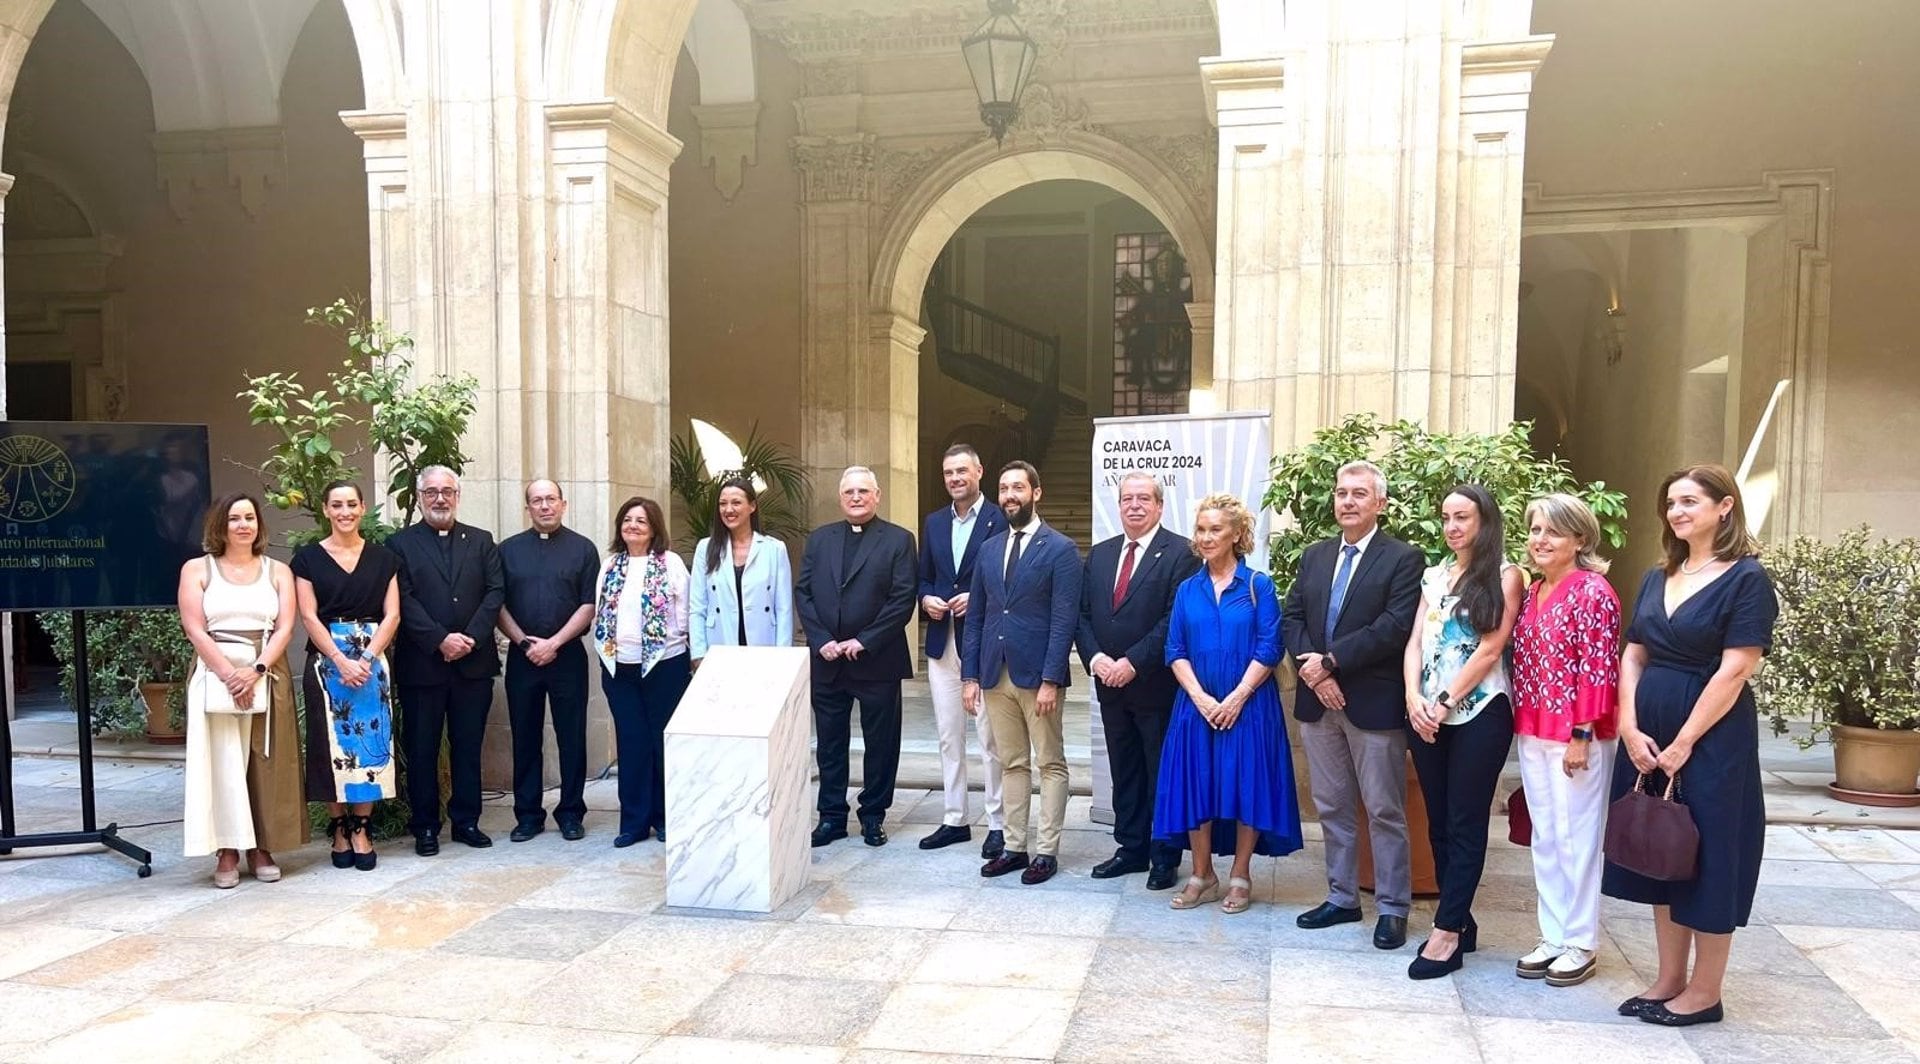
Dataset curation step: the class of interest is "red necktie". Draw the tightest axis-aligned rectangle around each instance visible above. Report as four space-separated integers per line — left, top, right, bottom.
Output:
1113 541 1138 608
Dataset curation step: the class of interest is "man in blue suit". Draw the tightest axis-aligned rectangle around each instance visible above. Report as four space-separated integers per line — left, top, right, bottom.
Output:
962 460 1083 884
917 444 1009 857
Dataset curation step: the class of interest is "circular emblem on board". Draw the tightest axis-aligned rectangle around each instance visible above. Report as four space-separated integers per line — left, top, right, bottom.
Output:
0 434 78 522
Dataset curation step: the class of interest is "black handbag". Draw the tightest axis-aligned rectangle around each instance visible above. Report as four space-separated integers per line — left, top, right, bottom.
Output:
1603 772 1699 882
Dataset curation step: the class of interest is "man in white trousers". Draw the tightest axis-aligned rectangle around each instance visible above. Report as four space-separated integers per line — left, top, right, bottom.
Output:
915 444 1009 858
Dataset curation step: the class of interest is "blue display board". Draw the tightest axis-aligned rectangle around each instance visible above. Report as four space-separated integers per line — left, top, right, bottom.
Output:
0 421 210 611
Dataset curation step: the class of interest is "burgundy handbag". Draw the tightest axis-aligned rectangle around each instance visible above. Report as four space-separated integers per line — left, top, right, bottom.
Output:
1603 772 1699 882
1506 786 1532 848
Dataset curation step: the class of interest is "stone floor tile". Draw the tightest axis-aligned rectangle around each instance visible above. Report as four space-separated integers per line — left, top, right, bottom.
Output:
216 1010 460 1064
842 1052 1023 1064
1846 978 1920 1042
1685 1032 1920 1064
1855 862 1920 889
148 887 359 941
1750 884 1920 929
1896 889 1920 914
800 882 976 930
517 866 669 914
0 981 135 1058
1469 1015 1701 1063
1082 936 1267 1001
25 999 298 1064
1451 937 1659 1024
23 878 227 931
1774 923 1920 986
266 857 436 897
439 905 637 961
1713 972 1892 1038
504 958 728 1035
1607 918 1824 979
946 887 1119 938
11 931 231 994
327 953 565 1021
1762 825 1840 862
908 929 1097 990
639 1036 842 1062
746 924 935 982
861 982 1077 1059
0 922 119 980
589 913 782 973
673 972 890 1045
1106 889 1276 945
1057 989 1266 1062
1267 947 1464 1014
1267 1004 1481 1063
1757 858 1879 889
156 941 410 1007
375 862 570 905
1806 828 1920 864
1266 913 1400 954
287 897 502 951
422 1020 655 1062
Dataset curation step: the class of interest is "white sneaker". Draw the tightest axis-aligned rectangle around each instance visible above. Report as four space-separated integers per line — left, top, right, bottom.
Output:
1516 941 1563 979
1546 947 1597 987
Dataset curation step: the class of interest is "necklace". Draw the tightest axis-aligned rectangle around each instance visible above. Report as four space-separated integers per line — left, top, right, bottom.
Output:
1679 556 1712 576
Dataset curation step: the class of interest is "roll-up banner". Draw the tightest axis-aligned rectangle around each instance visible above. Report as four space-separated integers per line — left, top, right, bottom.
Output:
1087 411 1274 824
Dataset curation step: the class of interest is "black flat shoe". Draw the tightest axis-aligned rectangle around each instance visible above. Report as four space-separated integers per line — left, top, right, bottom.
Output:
509 822 544 842
1407 939 1464 980
1616 995 1675 1017
613 832 640 848
451 825 493 848
1373 915 1408 950
414 832 440 857
812 821 847 847
1145 864 1179 891
559 822 586 841
980 829 1005 860
1090 854 1149 879
861 822 888 847
1296 902 1364 929
919 824 972 850
1639 1001 1723 1027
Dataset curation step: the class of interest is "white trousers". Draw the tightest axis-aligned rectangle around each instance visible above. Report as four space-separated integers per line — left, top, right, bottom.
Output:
1517 732 1615 950
928 636 1004 829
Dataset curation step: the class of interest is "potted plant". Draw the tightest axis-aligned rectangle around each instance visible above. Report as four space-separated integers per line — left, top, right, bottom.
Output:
668 422 811 554
39 609 195 742
1757 528 1920 805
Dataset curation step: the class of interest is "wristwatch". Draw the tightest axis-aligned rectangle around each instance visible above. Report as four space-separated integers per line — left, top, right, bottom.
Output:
1570 726 1594 741
251 662 268 675
520 638 536 650
1435 690 1453 707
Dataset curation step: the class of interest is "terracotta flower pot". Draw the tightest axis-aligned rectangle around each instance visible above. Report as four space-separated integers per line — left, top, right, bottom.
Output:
1830 724 1920 806
141 682 186 745
1356 750 1440 898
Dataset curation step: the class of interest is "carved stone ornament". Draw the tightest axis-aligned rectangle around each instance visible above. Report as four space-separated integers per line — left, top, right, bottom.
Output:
1005 83 1091 146
790 134 878 202
873 140 970 210
692 102 761 202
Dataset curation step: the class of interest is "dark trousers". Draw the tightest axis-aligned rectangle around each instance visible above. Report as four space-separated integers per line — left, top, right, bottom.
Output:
1100 690 1176 868
398 677 494 835
813 680 902 827
1408 694 1515 932
603 654 690 839
505 641 589 826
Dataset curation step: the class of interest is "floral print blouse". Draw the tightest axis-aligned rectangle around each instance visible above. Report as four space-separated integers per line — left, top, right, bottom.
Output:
1510 568 1622 742
1417 562 1516 726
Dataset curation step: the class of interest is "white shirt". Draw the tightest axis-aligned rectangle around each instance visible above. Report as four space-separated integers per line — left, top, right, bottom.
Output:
1002 514 1043 574
1113 529 1157 589
1330 524 1379 594
612 552 689 667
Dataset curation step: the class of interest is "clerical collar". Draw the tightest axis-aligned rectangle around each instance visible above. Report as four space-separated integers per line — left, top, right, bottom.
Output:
437 528 450 537
538 532 550 540
849 521 868 534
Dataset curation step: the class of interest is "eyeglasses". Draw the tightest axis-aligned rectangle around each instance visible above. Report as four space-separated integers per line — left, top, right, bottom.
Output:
421 488 459 499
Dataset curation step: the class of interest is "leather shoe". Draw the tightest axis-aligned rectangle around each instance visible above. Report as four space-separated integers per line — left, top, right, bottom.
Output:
1407 938 1465 980
1090 853 1148 879
1021 855 1058 885
613 832 640 848
1616 995 1674 1018
1295 901 1362 929
980 829 1005 860
981 851 1030 878
1145 864 1179 891
919 824 972 850
1373 915 1408 950
509 821 544 843
862 822 889 847
414 832 440 857
811 822 847 848
451 825 493 848
1639 1001 1723 1027
559 821 585 841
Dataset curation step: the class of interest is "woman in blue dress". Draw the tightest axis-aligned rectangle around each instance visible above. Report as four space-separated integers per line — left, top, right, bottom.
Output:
1604 464 1776 1028
1155 493 1304 913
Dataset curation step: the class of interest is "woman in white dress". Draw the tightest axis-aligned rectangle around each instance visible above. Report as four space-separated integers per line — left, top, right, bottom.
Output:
177 492 307 887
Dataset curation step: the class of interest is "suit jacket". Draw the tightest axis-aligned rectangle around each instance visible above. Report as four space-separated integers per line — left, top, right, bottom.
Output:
917 501 1007 659
388 520 506 686
688 532 795 659
962 521 1083 690
1074 525 1202 710
1280 529 1424 731
795 518 918 689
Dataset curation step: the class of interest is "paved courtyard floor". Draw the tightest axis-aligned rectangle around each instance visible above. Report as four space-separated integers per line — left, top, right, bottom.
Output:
3 751 1920 1063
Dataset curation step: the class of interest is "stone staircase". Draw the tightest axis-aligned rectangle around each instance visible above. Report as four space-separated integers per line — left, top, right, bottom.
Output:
1038 412 1095 551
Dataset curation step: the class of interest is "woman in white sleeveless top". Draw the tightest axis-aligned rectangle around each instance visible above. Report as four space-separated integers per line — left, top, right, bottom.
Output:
178 492 307 887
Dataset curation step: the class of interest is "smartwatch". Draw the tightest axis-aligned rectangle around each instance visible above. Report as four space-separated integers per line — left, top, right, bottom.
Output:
252 662 268 675
1570 726 1594 741
520 637 536 651
1435 690 1453 707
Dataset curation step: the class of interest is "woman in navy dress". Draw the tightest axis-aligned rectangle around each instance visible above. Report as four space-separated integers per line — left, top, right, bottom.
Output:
1155 493 1303 914
1604 464 1776 1028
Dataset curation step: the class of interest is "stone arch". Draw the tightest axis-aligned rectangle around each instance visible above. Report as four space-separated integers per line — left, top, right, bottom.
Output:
544 0 699 121
872 131 1214 321
0 0 56 157
338 0 402 110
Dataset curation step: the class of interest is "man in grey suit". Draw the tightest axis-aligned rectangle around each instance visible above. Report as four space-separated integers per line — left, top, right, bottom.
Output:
1280 460 1425 950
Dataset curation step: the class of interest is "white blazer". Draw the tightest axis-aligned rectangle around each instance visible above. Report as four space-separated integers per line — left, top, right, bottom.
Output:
688 531 794 660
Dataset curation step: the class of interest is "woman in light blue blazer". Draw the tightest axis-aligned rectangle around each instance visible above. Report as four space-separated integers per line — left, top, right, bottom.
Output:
689 477 795 668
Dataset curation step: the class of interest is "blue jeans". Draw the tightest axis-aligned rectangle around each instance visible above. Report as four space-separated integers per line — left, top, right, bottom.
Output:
602 654 690 839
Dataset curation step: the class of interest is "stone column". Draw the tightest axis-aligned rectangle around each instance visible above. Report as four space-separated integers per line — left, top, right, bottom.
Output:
1204 1 1550 446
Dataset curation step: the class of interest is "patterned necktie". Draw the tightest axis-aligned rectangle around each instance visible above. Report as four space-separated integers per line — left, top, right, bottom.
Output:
1112 541 1138 609
1004 530 1026 589
1326 543 1359 644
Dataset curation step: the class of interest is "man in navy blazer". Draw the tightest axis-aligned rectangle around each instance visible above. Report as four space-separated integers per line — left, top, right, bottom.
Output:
796 466 919 848
1280 460 1425 950
962 460 1083 885
1076 472 1201 890
916 444 1009 858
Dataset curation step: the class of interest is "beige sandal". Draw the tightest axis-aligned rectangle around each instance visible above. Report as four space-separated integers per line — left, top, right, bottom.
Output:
1221 876 1253 914
1170 875 1222 910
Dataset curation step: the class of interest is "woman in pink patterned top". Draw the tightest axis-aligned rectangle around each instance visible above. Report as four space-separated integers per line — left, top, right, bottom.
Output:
1508 493 1622 989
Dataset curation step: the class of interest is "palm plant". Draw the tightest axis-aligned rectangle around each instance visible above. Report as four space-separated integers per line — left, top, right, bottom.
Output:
669 423 811 552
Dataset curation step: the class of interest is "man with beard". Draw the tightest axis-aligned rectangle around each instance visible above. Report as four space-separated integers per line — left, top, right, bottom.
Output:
796 467 919 848
387 466 506 855
963 461 1083 885
915 444 1008 858
496 479 600 842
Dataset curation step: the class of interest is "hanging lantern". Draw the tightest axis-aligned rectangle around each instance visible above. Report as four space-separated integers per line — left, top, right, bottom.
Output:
961 0 1040 146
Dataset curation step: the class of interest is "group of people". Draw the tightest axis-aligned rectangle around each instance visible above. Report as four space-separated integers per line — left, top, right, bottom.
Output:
175 449 1776 1027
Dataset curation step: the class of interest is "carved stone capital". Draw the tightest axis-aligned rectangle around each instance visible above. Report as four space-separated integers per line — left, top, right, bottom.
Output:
790 133 877 202
691 101 761 202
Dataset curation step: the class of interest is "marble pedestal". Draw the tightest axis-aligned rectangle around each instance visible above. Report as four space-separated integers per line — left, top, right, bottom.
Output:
662 646 812 913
